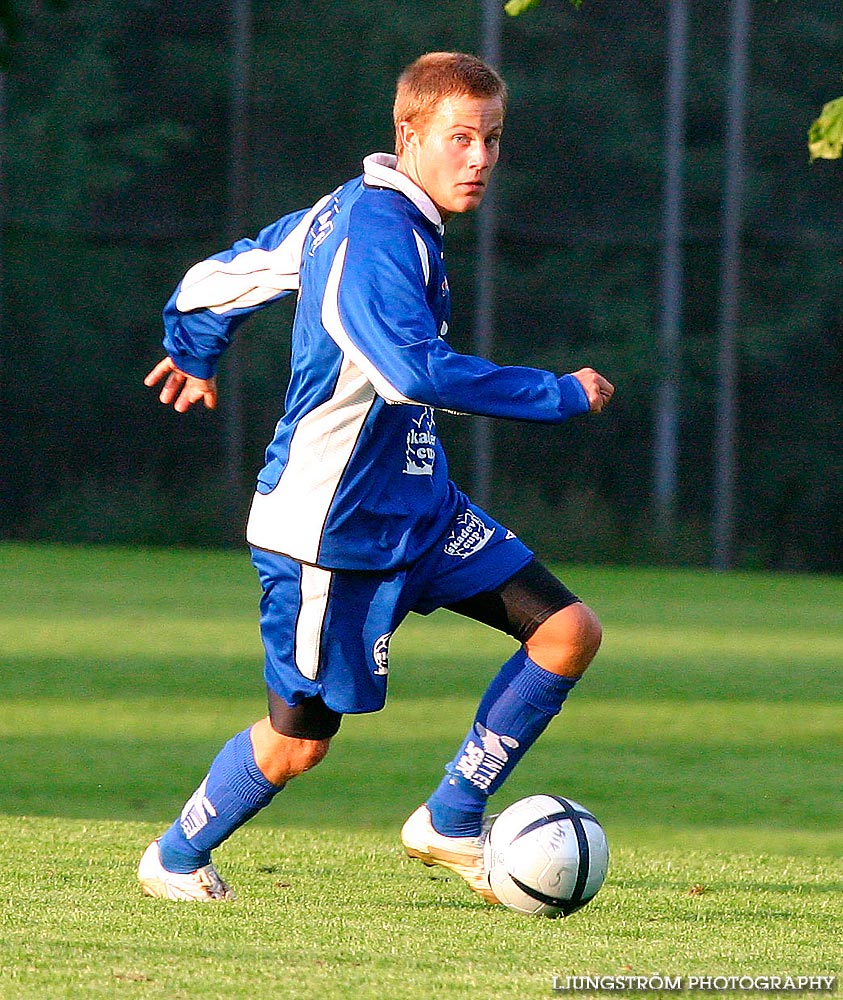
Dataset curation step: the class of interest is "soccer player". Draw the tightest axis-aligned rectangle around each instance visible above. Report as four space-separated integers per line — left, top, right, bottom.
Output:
139 51 614 902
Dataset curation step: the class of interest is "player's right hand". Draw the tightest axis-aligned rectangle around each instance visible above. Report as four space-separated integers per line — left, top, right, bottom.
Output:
144 357 218 413
570 368 615 414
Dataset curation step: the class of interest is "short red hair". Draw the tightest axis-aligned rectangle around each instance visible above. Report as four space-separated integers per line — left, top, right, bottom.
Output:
393 52 508 154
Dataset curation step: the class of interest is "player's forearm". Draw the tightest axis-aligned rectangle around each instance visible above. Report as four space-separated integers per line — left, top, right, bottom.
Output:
372 340 591 424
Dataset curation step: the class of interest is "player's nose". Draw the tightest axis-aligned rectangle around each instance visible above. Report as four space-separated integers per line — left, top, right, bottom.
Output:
469 138 491 170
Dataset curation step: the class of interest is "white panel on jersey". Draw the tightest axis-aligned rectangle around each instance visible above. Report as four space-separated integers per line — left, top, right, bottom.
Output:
294 564 332 681
413 229 430 285
245 357 376 562
321 238 424 407
175 195 332 315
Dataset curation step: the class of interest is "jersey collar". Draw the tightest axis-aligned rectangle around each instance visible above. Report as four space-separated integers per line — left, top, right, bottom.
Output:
363 153 444 233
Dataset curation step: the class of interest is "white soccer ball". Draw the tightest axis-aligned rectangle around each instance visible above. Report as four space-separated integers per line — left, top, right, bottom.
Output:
484 794 609 917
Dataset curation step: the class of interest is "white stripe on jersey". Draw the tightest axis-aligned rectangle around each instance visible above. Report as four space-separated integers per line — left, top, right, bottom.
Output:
175 195 332 315
413 229 430 285
245 356 376 562
294 564 332 680
321 238 425 406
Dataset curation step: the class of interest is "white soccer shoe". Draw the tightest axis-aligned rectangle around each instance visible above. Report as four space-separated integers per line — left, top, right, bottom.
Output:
401 805 500 905
138 840 235 902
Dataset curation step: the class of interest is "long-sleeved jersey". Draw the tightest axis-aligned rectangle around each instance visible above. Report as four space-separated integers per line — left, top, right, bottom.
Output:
162 153 590 570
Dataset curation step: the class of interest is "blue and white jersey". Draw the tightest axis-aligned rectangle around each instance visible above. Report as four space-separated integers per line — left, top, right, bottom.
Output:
162 153 590 570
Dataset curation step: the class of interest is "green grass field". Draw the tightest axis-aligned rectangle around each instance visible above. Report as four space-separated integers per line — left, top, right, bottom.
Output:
0 543 840 999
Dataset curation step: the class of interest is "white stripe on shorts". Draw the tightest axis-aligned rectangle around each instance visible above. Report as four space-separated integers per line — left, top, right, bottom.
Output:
295 564 333 681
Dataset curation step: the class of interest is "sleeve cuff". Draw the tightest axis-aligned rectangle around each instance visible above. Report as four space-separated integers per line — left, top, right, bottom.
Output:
167 352 218 380
558 373 591 418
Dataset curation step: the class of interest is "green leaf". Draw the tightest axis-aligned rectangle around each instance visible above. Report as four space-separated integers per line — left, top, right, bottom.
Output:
504 0 582 15
504 0 542 14
808 94 843 161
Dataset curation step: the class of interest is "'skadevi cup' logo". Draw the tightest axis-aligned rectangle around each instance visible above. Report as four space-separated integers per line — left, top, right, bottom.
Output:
373 632 392 676
404 407 437 476
444 509 495 559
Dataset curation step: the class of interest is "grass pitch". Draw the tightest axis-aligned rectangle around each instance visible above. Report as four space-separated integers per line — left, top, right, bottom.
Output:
0 543 841 999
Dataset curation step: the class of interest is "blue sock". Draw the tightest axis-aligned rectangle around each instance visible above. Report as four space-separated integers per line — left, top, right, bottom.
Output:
427 650 579 837
158 728 283 873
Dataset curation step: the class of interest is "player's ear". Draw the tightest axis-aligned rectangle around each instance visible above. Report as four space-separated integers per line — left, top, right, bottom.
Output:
396 120 421 156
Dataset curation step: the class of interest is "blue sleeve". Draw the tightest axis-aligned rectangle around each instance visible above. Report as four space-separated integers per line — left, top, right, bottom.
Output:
162 208 312 379
334 223 590 424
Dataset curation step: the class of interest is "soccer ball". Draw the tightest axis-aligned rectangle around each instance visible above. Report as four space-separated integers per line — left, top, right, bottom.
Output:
484 794 609 917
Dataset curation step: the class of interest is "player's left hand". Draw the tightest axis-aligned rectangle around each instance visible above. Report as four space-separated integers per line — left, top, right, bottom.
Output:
570 368 615 414
144 357 218 413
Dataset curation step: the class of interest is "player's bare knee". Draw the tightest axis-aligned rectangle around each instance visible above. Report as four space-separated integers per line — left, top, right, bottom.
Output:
574 602 603 658
525 602 602 676
251 717 332 784
266 735 331 781
291 737 331 774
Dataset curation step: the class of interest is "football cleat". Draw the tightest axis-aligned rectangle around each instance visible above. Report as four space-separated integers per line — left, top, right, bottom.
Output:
400 804 500 904
138 840 235 902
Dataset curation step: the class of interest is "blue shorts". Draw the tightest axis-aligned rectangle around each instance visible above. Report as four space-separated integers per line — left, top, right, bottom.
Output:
250 498 533 716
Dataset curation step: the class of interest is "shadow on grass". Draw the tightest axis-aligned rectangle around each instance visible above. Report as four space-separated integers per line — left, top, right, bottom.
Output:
5 641 843 703
3 722 842 848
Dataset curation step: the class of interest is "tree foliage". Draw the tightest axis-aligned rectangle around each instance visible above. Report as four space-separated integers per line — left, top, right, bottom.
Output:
506 0 843 163
0 0 69 66
2 0 842 571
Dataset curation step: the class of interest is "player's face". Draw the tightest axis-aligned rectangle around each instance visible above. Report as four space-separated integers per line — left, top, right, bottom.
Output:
397 94 504 220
